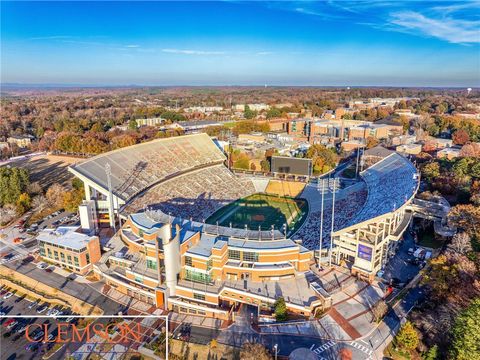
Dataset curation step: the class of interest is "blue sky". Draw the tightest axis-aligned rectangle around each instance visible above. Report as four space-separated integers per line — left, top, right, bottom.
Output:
1 1 479 86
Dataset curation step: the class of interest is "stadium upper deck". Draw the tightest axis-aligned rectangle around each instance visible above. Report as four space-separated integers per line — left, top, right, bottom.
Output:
345 153 418 228
70 133 225 201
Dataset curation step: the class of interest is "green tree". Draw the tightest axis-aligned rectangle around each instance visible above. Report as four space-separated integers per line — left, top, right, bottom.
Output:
274 297 288 321
305 144 338 175
423 345 439 360
395 321 419 351
450 298 480 360
0 167 30 206
266 108 282 119
244 105 257 120
128 119 138 130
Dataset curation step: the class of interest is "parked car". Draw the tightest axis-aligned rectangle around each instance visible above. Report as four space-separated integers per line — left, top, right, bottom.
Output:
37 305 48 313
3 292 14 300
28 300 40 309
45 266 54 273
3 319 15 327
37 263 48 269
25 343 39 352
22 256 35 264
7 320 18 330
43 333 54 343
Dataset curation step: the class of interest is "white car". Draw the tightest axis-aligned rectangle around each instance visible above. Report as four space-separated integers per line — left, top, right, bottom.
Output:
65 316 74 323
37 305 48 313
0 312 5 316
28 300 39 309
3 292 14 299
37 263 48 269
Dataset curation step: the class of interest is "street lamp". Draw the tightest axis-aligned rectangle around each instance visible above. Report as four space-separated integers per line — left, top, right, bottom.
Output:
273 344 278 360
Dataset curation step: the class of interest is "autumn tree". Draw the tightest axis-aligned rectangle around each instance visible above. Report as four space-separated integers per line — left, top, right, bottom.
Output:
421 162 440 181
46 184 67 209
16 193 31 214
305 144 338 175
395 321 419 351
452 129 470 145
366 136 380 149
449 204 480 237
449 232 472 255
240 342 272 360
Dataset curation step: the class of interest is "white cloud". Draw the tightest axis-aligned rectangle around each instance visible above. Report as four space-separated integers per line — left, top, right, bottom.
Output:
256 51 273 55
161 48 225 55
125 44 140 48
389 11 480 44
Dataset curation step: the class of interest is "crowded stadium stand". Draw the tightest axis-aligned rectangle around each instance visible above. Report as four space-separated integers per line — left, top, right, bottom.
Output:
70 133 225 201
346 153 418 226
123 164 256 221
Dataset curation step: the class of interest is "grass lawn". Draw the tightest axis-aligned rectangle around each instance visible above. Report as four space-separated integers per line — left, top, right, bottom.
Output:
206 193 308 232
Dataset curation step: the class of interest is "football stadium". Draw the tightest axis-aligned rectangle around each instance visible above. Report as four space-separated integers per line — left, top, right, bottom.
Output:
68 133 419 319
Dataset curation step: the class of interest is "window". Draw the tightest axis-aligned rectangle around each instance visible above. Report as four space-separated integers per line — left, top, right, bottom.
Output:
67 255 72 264
135 276 143 283
185 269 211 284
194 293 206 301
228 249 240 260
86 253 90 264
60 253 65 261
138 229 144 237
74 257 79 266
39 248 45 256
184 256 192 267
242 251 258 262
206 259 212 271
54 251 59 260
47 248 52 257
146 259 157 270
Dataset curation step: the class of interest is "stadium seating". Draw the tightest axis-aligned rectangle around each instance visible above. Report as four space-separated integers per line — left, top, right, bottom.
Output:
124 165 256 221
292 153 417 250
71 133 225 201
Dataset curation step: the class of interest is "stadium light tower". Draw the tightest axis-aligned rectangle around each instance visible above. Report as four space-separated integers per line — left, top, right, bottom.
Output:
318 178 325 266
329 179 336 267
105 163 116 232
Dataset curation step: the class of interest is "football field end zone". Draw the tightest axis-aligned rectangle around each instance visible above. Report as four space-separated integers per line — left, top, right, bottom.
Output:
0 314 169 360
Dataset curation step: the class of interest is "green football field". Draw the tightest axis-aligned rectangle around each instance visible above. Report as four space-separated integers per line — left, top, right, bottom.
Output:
206 193 308 232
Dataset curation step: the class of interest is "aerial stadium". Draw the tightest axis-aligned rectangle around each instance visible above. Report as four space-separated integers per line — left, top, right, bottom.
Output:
68 133 419 319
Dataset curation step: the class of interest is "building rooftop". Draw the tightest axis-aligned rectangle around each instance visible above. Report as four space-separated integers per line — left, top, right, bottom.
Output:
37 226 96 250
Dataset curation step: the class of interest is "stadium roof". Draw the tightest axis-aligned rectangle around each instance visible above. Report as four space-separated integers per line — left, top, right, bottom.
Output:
363 145 394 158
69 133 225 202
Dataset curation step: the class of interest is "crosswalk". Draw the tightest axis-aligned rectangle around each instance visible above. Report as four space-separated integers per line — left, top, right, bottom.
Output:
312 339 336 356
350 341 373 359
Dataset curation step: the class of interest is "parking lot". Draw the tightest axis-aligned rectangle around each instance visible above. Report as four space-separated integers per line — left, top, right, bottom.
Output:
0 289 76 360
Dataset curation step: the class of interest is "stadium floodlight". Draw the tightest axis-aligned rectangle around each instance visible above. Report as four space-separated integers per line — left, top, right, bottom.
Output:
319 178 325 266
329 179 336 267
105 162 116 232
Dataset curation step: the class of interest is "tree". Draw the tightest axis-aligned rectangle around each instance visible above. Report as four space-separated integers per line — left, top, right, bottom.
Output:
0 204 17 225
422 162 440 181
274 297 288 321
62 189 84 213
450 298 480 360
423 345 439 360
0 167 30 206
244 105 257 120
449 232 472 255
395 321 419 351
240 342 272 360
305 144 338 175
128 119 138 130
260 159 270 172
452 129 470 145
266 108 282 119
460 143 480 158
16 192 31 214
449 204 480 237
46 184 66 209
32 195 48 211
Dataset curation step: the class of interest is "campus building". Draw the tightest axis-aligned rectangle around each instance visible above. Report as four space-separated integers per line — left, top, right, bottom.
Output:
37 226 101 275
